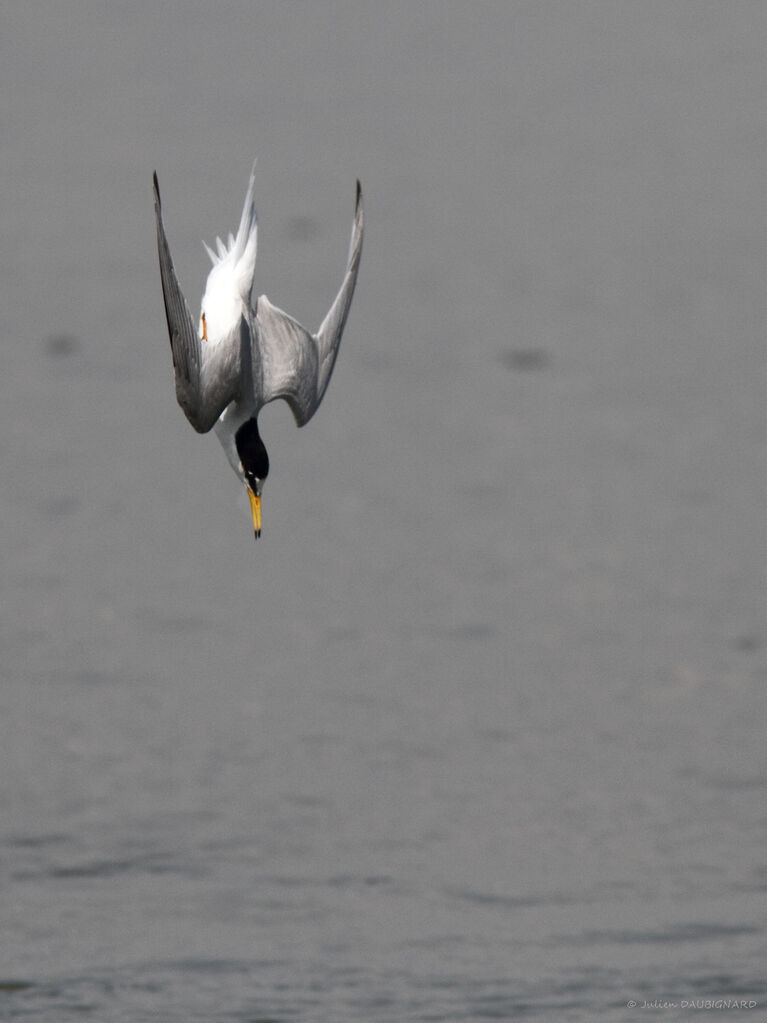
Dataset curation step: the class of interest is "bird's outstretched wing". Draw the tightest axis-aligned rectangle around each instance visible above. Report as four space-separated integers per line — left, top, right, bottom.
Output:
154 172 244 433
255 180 363 427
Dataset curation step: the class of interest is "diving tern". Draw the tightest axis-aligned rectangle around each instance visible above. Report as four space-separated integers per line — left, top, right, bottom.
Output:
153 162 363 538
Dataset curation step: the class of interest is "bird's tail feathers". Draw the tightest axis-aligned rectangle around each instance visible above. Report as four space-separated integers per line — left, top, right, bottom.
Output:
202 159 258 303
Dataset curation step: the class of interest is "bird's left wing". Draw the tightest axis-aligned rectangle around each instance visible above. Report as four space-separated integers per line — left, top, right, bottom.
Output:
255 180 364 427
154 172 243 433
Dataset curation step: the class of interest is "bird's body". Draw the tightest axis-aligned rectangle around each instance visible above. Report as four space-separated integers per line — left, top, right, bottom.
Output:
153 162 363 537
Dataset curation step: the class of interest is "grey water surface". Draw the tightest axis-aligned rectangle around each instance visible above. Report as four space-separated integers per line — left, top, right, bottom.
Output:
1 3 766 1020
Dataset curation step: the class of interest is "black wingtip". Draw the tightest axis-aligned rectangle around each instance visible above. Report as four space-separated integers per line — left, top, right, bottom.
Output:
153 171 161 207
356 179 362 207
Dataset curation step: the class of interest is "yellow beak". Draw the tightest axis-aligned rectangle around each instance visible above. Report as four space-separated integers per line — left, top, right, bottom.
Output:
248 488 262 539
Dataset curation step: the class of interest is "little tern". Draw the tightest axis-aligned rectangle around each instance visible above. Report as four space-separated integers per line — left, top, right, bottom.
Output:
153 162 363 538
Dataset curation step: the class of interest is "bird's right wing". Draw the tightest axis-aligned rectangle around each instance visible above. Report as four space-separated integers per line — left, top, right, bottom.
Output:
255 180 364 427
254 297 319 426
314 180 364 398
154 172 243 433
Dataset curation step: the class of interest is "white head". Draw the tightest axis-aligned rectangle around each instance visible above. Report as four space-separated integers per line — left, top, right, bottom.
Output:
213 397 270 541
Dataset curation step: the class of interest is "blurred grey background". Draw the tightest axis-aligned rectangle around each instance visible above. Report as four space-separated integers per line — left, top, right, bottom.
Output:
1 3 765 1020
